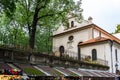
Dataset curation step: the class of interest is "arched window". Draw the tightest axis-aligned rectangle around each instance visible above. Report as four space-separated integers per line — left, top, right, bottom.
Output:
92 49 97 61
59 46 64 57
71 21 74 27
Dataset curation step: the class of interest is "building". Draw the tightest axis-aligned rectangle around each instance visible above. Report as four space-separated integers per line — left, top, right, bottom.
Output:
53 16 120 73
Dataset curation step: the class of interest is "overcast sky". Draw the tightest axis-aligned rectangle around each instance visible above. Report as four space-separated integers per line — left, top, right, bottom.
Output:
75 0 120 33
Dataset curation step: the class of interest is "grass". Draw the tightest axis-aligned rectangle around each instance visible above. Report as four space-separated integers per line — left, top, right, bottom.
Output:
23 67 45 76
69 72 78 76
53 69 63 76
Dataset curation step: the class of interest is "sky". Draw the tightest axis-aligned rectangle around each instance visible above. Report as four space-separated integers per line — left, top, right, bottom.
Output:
75 0 120 33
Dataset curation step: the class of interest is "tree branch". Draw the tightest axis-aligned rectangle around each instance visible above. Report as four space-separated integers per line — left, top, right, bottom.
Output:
37 0 48 12
37 12 62 20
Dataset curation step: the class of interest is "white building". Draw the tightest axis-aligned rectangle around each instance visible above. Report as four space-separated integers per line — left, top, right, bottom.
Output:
52 16 120 73
113 33 120 39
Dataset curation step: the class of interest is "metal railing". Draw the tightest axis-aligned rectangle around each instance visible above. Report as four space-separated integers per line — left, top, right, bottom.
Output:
53 46 108 66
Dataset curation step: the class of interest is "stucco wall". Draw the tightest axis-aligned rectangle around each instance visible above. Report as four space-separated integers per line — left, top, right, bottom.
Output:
80 43 108 60
52 18 120 73
93 29 109 38
53 28 93 58
80 42 120 73
111 42 120 73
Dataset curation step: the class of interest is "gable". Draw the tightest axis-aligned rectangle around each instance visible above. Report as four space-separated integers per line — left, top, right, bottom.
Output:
79 24 120 46
53 24 93 37
53 16 120 44
53 17 92 37
92 24 120 43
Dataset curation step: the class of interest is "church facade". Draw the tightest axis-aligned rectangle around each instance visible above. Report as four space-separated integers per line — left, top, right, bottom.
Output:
52 16 120 73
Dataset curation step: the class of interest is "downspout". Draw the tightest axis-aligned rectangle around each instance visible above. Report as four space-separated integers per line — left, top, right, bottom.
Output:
110 40 113 73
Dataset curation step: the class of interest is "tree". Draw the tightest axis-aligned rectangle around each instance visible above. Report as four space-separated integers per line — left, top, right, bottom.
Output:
0 0 17 18
115 24 120 33
22 0 80 49
0 13 28 47
0 0 83 50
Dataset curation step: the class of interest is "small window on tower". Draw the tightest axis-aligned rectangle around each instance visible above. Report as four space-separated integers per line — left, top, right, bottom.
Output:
71 21 74 27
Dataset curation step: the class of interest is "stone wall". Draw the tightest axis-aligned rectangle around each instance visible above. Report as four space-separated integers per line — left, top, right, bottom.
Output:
0 47 109 70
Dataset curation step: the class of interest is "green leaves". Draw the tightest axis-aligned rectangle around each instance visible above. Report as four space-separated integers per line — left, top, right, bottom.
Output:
0 0 83 52
115 24 120 33
0 0 17 18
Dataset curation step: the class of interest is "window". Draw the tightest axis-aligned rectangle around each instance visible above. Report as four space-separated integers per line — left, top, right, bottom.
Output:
68 36 74 41
68 36 74 49
71 21 74 27
92 49 97 61
59 46 64 57
115 49 118 61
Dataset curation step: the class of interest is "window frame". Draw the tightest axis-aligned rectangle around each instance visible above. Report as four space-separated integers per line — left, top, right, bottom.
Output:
92 49 97 61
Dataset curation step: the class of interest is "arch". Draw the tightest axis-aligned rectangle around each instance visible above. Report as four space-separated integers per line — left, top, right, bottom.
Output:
78 41 83 44
59 46 64 57
92 49 97 61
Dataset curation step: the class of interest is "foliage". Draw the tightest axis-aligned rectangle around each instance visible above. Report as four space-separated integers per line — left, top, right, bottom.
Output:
35 27 53 53
23 67 45 76
0 0 83 52
0 13 29 47
115 24 120 33
0 0 17 18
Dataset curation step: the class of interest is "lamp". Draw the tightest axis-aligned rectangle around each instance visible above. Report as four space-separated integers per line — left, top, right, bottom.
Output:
115 63 118 74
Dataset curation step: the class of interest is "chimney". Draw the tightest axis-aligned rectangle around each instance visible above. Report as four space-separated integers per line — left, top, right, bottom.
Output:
88 16 93 23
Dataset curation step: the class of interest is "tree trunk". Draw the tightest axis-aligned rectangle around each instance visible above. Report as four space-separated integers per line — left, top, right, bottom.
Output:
29 16 38 49
28 1 47 49
29 7 39 49
29 30 36 49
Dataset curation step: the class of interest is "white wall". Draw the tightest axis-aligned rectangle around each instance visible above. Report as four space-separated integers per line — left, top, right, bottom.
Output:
113 33 120 39
80 43 108 61
53 17 120 73
53 28 93 58
53 18 92 36
105 43 113 73
111 42 120 73
103 42 120 73
80 42 120 73
93 29 110 38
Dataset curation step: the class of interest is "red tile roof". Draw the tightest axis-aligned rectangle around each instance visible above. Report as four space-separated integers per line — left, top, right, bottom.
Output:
79 37 110 45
